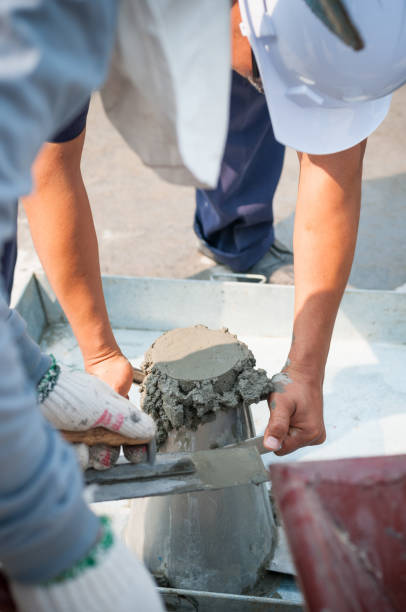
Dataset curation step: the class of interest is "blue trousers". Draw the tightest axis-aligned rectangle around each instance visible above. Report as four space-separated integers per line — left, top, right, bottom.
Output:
195 71 285 272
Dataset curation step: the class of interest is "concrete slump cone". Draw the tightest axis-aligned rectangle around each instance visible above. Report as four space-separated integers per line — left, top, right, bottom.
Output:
126 325 275 594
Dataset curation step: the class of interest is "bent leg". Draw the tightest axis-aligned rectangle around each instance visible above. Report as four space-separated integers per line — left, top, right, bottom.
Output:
195 70 285 272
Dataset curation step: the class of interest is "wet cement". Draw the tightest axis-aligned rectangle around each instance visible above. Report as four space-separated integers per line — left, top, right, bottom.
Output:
140 325 274 447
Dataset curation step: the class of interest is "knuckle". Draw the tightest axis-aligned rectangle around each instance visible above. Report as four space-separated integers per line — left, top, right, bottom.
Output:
306 421 324 439
270 421 288 436
308 427 326 445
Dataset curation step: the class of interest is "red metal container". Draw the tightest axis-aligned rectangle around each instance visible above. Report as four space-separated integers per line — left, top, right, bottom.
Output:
271 455 406 611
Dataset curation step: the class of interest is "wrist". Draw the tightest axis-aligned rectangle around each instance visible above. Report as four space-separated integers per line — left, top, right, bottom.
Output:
43 516 112 586
82 351 134 397
11 515 164 612
69 317 120 367
285 349 326 386
81 344 123 370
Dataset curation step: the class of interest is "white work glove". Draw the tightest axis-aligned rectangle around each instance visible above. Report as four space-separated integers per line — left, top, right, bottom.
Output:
11 517 165 612
38 359 155 470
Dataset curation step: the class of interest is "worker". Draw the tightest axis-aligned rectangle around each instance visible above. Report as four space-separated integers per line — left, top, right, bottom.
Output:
75 0 405 461
0 1 165 609
2 3 231 401
238 0 406 455
1 0 234 605
0 1 292 430
195 3 293 283
2 97 144 472
4 98 155 471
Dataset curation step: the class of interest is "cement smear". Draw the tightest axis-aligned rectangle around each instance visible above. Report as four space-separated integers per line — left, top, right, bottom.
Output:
140 325 274 447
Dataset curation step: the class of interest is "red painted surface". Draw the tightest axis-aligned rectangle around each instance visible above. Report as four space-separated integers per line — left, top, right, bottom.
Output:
270 455 406 612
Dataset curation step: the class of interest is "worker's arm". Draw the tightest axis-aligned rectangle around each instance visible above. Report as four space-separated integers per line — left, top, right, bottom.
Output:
231 1 252 80
264 140 366 455
22 131 133 396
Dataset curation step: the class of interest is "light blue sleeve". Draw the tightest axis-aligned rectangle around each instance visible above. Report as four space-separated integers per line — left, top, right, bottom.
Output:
0 0 117 583
7 308 52 385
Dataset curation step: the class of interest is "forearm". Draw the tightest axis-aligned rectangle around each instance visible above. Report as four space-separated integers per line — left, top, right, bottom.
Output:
23 133 120 366
289 141 366 379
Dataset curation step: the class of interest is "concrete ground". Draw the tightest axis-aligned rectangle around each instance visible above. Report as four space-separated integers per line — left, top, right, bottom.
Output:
15 87 406 293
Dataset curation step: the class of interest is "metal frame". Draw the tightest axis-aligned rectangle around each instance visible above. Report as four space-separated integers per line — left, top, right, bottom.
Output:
159 587 302 611
15 272 406 611
16 272 406 345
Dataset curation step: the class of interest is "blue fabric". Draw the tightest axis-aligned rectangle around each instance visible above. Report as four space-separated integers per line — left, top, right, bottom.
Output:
0 202 17 304
0 0 117 583
50 98 90 143
7 309 51 385
195 71 285 272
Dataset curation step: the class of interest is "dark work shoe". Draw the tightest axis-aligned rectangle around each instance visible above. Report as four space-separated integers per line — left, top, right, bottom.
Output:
198 238 294 285
249 239 294 284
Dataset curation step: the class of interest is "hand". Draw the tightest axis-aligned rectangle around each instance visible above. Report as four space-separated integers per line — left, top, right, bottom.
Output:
11 517 165 612
264 363 326 456
85 351 134 397
39 364 155 470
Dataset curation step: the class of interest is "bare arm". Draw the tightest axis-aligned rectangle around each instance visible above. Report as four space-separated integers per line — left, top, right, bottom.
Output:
264 140 366 455
22 131 133 396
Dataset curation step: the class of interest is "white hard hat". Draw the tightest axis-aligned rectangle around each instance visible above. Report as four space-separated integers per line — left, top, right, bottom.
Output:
239 0 406 154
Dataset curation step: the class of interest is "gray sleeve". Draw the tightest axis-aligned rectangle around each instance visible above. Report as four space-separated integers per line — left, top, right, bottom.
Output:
0 0 117 583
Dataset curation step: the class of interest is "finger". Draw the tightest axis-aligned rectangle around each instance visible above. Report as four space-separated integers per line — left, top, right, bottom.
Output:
274 426 326 456
123 444 148 464
273 429 305 456
264 394 294 451
73 443 90 470
88 444 120 471
105 403 156 441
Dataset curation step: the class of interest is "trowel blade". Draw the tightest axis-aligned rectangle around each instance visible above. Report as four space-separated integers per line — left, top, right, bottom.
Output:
224 434 267 455
85 445 269 503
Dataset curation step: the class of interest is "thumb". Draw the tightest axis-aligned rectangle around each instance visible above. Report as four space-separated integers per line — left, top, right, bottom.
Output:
264 394 294 452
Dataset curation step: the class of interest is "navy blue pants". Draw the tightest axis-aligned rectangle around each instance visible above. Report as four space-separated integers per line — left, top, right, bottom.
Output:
195 71 285 272
0 101 90 302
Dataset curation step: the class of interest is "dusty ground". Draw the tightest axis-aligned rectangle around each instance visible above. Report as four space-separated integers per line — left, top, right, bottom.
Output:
14 87 406 293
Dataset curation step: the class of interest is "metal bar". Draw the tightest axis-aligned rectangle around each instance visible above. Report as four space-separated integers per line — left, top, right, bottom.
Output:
159 587 303 611
86 446 269 502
